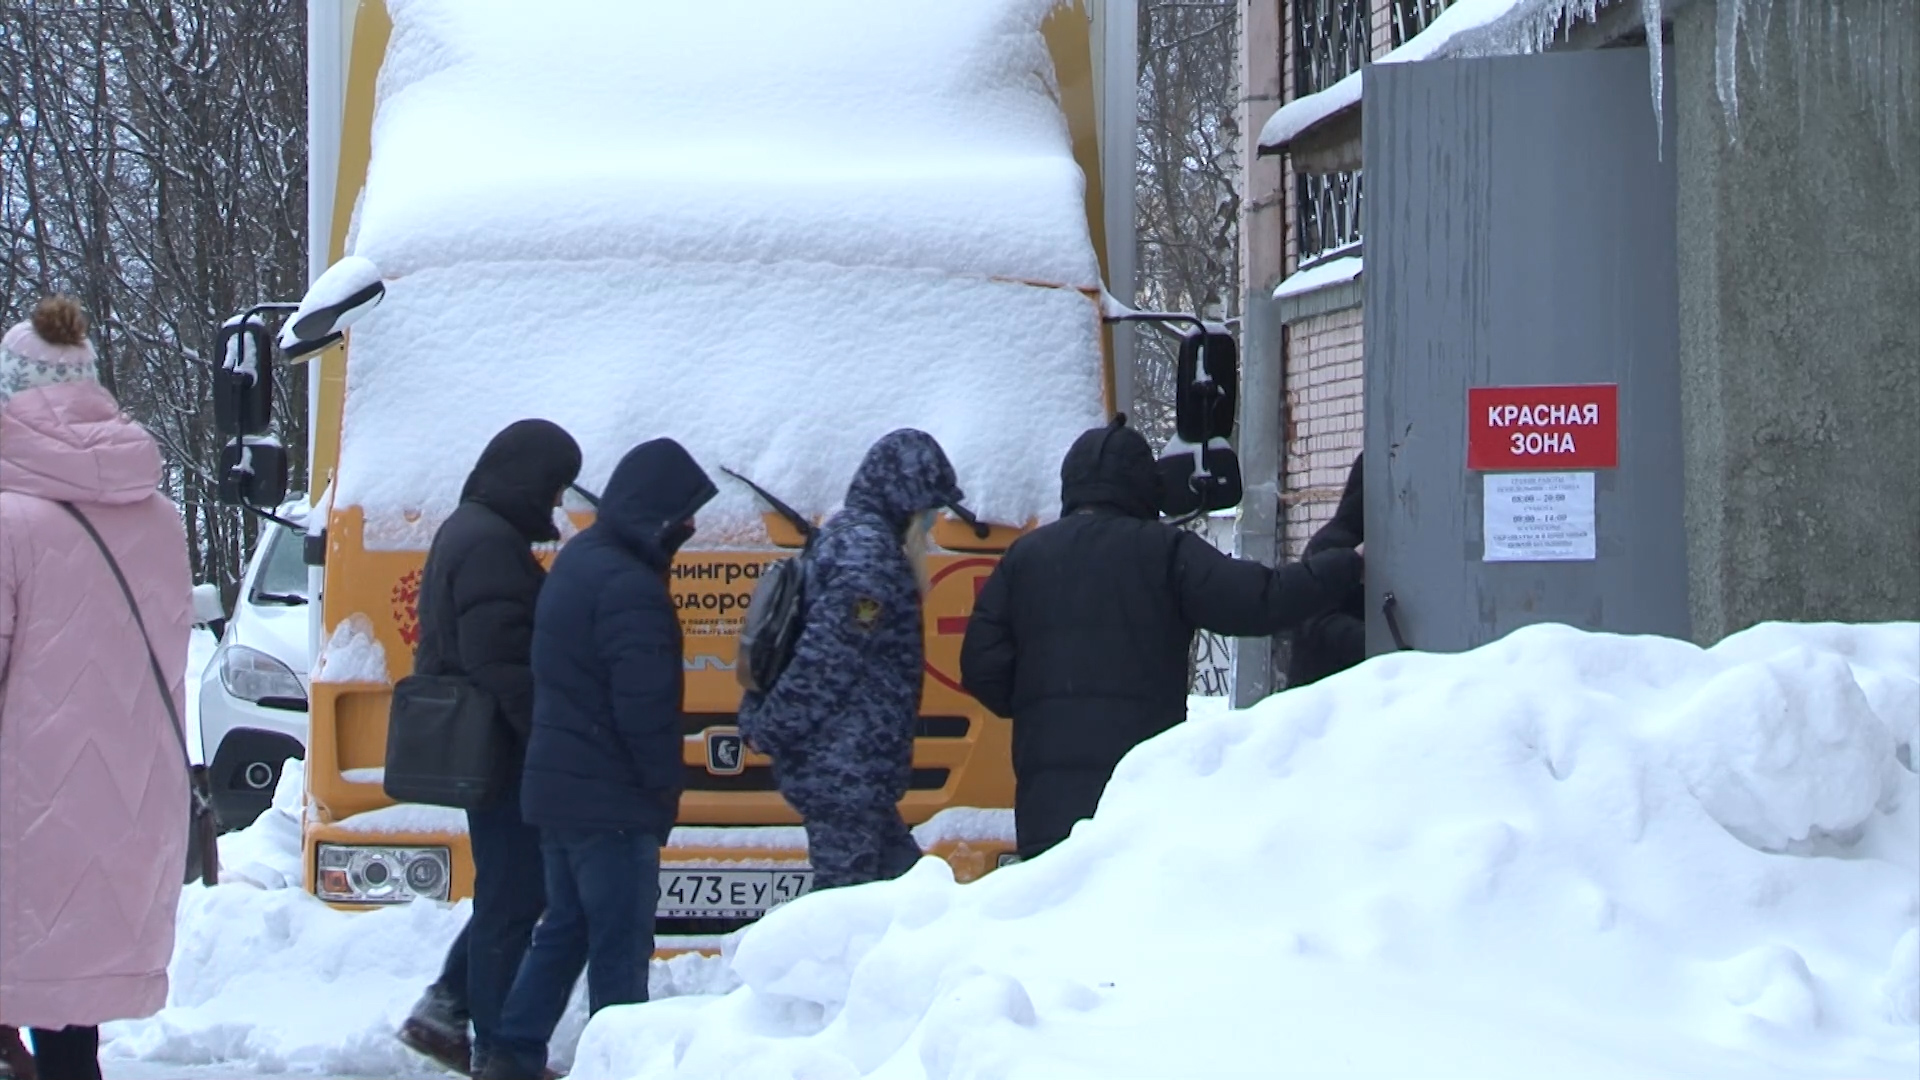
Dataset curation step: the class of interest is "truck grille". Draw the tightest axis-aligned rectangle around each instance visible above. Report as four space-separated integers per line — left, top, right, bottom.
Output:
681 765 951 793
679 713 967 792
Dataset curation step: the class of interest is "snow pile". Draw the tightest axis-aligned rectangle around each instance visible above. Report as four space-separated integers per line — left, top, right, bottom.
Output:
311 613 389 684
334 0 1108 548
216 758 308 891
572 622 1920 1080
105 878 735 1076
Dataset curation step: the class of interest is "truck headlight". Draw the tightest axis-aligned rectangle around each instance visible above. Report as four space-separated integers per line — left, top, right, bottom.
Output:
218 645 308 708
316 844 450 903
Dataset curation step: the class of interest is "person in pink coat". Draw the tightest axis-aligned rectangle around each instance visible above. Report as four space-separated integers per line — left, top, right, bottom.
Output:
0 296 193 1080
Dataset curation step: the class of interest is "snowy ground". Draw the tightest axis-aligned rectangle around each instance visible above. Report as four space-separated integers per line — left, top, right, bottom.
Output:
107 622 1918 1079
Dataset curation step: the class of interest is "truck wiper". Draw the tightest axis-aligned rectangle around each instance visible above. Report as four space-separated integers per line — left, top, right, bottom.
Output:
255 592 309 606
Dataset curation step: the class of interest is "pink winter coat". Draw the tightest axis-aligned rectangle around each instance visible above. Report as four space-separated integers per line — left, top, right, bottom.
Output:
0 382 191 1029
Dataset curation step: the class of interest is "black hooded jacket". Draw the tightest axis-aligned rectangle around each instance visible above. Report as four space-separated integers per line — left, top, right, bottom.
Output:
520 438 718 837
412 419 582 761
1285 453 1366 689
959 418 1362 859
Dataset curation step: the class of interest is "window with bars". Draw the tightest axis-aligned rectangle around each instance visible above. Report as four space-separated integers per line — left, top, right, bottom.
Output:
1290 3 1370 268
1296 170 1364 266
1391 0 1458 48
1292 0 1371 98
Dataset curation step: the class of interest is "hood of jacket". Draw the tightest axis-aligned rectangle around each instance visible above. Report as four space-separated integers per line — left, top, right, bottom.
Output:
843 429 964 533
459 419 582 543
598 437 718 568
0 382 162 505
1060 416 1160 520
1305 452 1363 555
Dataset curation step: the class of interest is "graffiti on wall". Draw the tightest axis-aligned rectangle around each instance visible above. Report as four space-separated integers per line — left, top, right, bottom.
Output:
1186 513 1235 697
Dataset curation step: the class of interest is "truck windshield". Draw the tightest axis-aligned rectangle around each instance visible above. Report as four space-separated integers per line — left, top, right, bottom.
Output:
250 526 309 606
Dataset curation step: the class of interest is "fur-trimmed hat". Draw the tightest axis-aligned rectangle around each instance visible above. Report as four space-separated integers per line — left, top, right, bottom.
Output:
1 295 100 405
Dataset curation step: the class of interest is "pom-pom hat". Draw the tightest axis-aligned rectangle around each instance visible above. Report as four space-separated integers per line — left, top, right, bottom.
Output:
1 296 100 405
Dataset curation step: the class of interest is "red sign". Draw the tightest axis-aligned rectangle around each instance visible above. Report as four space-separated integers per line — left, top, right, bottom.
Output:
1467 384 1619 471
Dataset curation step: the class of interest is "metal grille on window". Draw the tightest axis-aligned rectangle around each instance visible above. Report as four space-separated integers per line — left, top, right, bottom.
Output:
1296 170 1364 266
1391 0 1457 48
1292 0 1372 98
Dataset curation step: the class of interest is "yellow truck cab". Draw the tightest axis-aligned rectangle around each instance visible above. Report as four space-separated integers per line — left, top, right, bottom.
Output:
205 0 1239 953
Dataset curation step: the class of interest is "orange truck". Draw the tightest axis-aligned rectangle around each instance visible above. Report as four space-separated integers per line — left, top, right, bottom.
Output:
205 0 1238 952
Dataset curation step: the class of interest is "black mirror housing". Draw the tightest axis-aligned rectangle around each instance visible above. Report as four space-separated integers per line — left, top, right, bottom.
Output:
218 437 291 508
214 319 276 438
1174 330 1239 444
1158 441 1245 517
289 280 384 343
282 330 344 363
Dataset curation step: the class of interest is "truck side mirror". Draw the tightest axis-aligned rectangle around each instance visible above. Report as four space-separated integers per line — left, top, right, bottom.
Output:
218 437 291 508
1174 329 1239 444
1158 439 1245 517
214 317 276 438
280 256 385 352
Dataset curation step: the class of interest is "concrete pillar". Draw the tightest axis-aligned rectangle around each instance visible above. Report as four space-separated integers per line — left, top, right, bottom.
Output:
1675 0 1920 642
1232 0 1288 707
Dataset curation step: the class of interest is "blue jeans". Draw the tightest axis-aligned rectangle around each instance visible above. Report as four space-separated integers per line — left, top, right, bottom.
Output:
491 828 662 1074
465 783 546 1063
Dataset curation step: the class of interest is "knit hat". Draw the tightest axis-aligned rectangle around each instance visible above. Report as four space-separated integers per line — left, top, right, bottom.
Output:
0 296 100 405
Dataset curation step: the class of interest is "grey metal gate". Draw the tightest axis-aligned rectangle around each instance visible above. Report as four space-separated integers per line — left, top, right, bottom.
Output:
1363 48 1689 655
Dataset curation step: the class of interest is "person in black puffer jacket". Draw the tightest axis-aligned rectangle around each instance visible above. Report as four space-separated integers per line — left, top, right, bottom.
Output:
397 419 582 1080
482 438 716 1080
1285 452 1366 689
960 415 1361 861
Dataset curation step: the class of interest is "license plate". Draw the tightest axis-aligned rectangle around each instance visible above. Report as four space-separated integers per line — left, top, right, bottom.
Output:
657 868 813 919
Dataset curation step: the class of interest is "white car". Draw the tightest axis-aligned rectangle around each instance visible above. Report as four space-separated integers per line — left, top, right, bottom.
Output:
197 513 313 831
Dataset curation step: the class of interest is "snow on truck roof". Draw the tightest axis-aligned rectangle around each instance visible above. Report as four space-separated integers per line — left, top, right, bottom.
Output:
335 0 1108 548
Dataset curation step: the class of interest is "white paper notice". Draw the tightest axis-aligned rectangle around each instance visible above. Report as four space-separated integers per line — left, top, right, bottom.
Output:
1483 472 1596 562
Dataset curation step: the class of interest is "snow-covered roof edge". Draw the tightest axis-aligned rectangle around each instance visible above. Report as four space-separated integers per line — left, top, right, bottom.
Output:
1257 0 1630 153
1273 255 1363 301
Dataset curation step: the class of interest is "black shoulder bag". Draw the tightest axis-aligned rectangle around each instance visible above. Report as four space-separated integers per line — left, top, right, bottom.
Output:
59 502 220 887
382 669 509 810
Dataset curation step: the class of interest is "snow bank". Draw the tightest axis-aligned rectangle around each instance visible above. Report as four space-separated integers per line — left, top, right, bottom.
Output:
335 0 1107 547
572 622 1920 1080
311 613 389 684
107 786 738 1077
216 759 307 891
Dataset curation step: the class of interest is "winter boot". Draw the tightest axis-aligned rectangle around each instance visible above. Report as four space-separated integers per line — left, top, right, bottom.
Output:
0 1026 34 1080
396 984 471 1077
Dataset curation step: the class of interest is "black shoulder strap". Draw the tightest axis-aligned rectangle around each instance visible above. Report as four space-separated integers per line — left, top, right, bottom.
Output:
720 467 815 541
57 502 193 771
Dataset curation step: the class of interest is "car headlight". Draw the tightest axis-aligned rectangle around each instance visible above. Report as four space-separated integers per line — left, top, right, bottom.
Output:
316 844 451 904
218 645 307 707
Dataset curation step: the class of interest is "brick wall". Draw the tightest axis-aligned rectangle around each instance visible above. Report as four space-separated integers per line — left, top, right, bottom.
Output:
1282 305 1365 557
1274 2 1378 557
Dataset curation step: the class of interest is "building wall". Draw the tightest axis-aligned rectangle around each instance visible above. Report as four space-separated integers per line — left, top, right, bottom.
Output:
1674 0 1920 640
1273 1 1398 557
1282 306 1365 556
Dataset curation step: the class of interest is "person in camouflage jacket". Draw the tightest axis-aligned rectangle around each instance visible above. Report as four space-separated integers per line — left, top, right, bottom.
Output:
739 429 967 889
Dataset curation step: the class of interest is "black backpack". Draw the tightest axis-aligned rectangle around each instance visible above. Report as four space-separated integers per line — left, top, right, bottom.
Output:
723 468 816 694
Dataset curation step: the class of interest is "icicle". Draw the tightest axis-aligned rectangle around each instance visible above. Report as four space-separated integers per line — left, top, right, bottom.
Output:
1645 0 1667 155
1712 0 1916 159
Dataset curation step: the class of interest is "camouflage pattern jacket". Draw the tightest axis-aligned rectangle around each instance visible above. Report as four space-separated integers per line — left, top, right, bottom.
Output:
739 429 963 816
